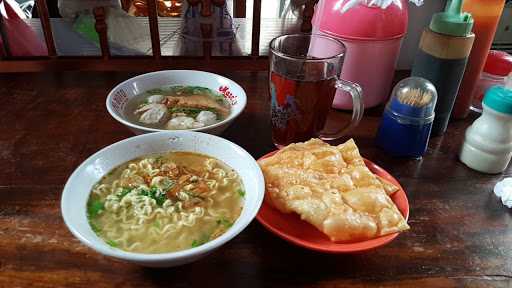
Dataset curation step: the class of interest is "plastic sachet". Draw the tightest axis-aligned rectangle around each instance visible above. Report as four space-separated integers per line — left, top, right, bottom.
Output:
106 7 150 54
493 178 512 208
339 0 423 13
0 0 47 56
58 0 121 18
72 7 149 55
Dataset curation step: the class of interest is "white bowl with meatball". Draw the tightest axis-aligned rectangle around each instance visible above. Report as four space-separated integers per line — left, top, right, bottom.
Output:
106 70 247 135
61 131 265 267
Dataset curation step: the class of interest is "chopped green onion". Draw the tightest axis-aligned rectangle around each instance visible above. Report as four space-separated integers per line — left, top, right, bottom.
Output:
139 186 167 206
191 233 210 248
237 189 246 197
90 221 101 234
216 217 233 228
180 86 210 95
117 187 133 199
106 239 118 247
87 199 104 218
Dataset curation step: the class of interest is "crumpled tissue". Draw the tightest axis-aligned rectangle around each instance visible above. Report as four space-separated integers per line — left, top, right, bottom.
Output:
493 178 512 208
339 0 423 13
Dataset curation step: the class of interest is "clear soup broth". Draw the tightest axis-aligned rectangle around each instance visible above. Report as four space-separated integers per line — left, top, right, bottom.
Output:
124 86 231 130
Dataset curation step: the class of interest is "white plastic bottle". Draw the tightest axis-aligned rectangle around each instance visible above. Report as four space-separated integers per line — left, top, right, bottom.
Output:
460 73 512 173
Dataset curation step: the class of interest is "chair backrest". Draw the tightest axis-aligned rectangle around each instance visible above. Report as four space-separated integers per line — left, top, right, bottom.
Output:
0 0 318 72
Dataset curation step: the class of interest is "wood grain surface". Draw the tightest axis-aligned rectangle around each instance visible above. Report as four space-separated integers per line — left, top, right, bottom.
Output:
0 71 511 288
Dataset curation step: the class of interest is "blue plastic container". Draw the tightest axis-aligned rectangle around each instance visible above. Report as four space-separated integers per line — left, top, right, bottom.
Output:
376 77 438 158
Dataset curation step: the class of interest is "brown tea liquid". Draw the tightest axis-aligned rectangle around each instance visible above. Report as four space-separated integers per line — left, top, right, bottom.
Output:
270 71 336 147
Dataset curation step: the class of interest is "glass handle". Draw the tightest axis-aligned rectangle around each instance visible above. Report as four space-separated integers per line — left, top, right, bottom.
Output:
319 78 364 140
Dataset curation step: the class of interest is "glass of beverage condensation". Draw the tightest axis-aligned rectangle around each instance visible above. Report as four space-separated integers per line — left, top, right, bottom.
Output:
269 34 364 148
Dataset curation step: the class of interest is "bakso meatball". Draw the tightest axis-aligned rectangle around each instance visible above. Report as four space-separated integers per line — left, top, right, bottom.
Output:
135 104 169 124
147 94 165 104
166 116 205 130
191 121 205 128
196 111 217 126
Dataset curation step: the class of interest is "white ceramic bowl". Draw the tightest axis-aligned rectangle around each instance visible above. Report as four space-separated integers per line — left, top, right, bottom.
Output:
106 70 247 135
61 131 264 267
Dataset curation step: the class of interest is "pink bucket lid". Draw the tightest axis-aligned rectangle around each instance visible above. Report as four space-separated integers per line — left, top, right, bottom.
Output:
313 0 408 40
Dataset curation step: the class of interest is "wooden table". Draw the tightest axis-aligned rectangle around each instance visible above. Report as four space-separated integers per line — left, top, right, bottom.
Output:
1 71 511 287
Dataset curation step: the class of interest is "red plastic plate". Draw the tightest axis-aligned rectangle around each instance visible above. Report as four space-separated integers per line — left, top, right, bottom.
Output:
256 151 410 253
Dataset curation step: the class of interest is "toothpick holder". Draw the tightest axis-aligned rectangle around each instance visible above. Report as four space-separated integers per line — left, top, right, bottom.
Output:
376 77 438 158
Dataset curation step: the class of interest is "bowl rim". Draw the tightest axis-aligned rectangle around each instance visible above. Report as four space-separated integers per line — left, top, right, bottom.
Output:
61 131 264 263
105 70 247 133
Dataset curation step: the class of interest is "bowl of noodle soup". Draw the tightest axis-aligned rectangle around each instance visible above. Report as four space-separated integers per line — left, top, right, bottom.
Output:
61 131 264 267
106 70 247 135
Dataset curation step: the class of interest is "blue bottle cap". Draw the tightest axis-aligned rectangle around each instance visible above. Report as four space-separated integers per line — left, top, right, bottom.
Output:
483 85 512 115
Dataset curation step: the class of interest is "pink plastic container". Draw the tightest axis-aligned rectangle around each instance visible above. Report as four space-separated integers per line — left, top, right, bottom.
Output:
312 0 408 109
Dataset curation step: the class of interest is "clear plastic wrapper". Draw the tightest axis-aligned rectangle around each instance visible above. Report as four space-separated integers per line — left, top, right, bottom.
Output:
0 0 47 56
58 0 121 18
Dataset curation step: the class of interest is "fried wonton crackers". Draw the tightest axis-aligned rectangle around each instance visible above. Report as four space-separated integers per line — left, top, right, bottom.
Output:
258 139 409 242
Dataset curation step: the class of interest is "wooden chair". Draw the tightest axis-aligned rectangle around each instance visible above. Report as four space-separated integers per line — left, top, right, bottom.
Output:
0 0 318 72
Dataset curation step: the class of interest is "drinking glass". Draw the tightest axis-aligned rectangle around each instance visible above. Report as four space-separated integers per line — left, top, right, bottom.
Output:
269 34 363 147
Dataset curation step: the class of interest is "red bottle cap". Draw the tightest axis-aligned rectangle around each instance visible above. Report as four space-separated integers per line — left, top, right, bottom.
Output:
483 50 512 77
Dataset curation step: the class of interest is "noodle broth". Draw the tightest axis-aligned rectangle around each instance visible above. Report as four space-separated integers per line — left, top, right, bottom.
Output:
87 151 244 254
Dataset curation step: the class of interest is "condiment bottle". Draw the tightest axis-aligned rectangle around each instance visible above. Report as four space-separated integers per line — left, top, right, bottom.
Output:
376 77 438 158
410 0 474 136
452 0 506 119
460 73 512 174
471 50 512 113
